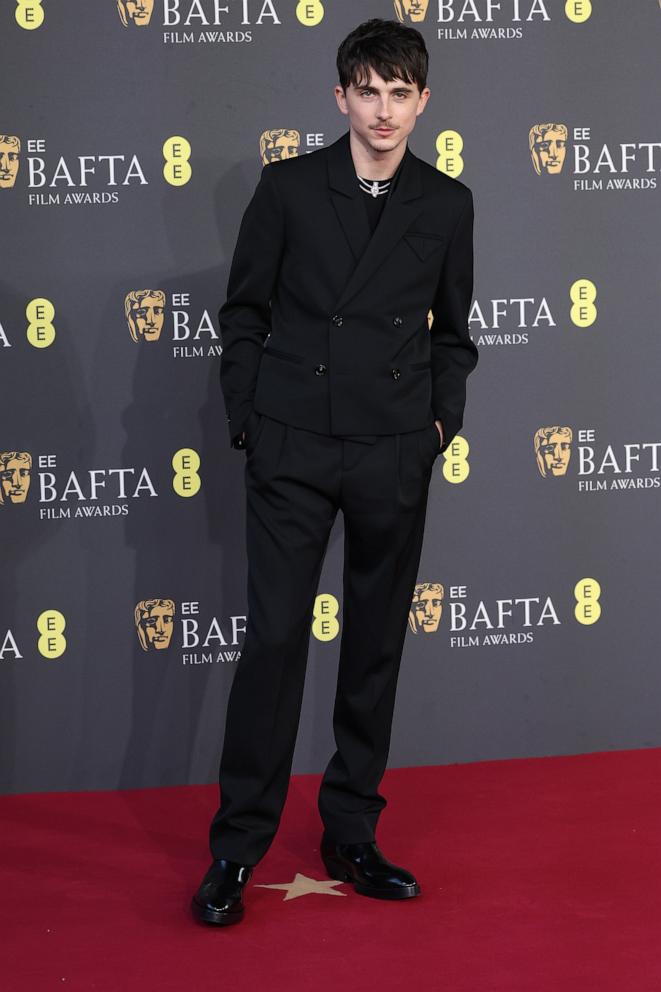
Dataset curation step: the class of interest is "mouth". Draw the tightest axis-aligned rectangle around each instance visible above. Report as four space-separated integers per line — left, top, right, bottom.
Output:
374 128 395 136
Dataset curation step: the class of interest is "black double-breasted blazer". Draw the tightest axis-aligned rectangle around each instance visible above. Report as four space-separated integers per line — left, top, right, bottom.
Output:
218 129 478 451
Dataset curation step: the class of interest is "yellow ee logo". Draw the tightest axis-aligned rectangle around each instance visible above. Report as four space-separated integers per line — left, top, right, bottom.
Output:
574 577 601 625
172 448 201 497
37 610 66 658
565 0 592 23
26 297 56 348
442 434 470 484
163 136 192 187
312 593 339 641
296 0 324 25
436 130 464 178
570 279 597 327
15 0 44 29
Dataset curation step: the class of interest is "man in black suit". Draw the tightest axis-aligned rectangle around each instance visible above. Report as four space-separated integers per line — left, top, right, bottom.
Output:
192 17 479 926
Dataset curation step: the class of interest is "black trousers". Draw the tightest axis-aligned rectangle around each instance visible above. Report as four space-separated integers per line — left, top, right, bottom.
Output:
209 412 441 865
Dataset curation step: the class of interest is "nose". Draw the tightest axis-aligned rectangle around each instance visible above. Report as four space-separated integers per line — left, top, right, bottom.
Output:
374 96 395 121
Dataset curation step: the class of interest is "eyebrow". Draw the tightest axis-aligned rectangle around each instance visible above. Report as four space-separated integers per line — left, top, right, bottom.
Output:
357 84 415 92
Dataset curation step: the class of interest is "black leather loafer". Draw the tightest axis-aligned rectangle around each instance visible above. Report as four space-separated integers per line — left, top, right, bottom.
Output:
320 837 421 900
191 859 253 926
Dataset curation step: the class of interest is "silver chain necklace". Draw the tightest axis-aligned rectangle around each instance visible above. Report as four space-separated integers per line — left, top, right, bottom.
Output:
357 175 392 198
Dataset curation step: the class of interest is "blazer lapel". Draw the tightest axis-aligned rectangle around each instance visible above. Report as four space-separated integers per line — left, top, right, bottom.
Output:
327 130 425 312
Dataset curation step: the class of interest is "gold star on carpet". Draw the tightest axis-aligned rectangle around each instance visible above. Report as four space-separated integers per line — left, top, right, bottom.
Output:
254 872 347 901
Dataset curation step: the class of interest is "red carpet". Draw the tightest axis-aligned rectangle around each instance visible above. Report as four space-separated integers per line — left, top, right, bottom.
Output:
2 748 661 991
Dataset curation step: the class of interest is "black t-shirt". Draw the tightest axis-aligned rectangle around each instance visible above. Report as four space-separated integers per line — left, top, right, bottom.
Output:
358 159 402 234
360 182 389 234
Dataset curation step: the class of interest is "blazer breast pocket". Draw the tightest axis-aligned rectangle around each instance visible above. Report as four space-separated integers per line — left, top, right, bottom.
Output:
403 231 446 262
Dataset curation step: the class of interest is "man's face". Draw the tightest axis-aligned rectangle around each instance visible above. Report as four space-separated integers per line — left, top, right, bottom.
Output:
534 129 566 174
129 295 164 341
539 433 572 476
0 140 20 188
395 0 430 23
141 605 174 650
123 0 153 25
335 68 430 156
413 588 442 633
0 457 31 503
266 134 299 162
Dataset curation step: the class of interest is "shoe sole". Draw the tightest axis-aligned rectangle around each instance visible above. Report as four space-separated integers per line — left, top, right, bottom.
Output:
191 897 244 926
322 858 421 900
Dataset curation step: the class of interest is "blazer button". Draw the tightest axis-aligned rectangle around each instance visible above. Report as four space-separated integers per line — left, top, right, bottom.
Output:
392 316 403 326
331 314 343 326
315 364 327 376
391 367 401 380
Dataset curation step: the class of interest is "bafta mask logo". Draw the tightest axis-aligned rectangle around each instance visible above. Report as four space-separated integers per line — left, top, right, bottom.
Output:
259 129 300 165
534 426 573 477
393 0 429 23
0 135 20 189
0 451 31 505
117 0 154 27
409 582 444 635
135 599 175 651
529 123 568 176
125 289 166 342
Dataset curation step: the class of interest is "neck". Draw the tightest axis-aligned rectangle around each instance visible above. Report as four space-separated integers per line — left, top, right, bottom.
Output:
348 127 407 180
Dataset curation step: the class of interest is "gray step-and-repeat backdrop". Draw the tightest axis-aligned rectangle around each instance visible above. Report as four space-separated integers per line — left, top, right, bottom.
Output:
2 2 660 795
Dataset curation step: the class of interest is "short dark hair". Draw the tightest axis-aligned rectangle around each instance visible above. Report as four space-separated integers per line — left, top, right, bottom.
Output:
336 18 429 95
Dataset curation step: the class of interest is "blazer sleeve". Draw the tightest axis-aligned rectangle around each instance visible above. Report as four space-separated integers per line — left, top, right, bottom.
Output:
218 162 285 446
429 187 479 452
